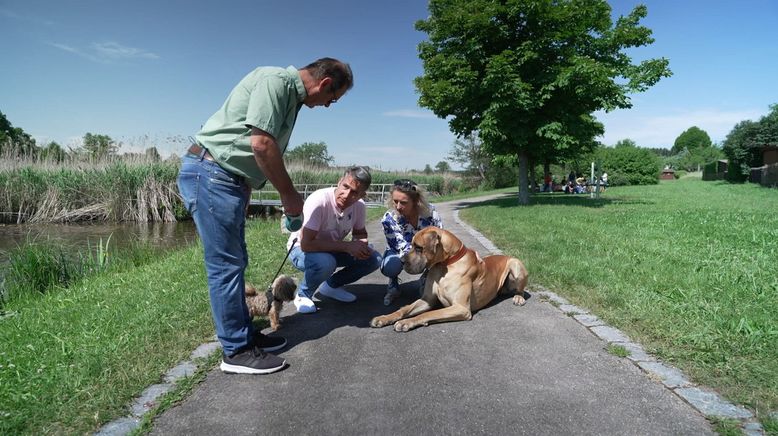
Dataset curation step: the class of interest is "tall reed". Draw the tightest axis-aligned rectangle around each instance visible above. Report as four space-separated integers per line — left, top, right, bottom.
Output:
0 155 182 224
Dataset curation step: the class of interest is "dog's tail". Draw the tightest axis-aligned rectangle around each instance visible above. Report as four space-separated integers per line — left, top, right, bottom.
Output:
245 283 258 296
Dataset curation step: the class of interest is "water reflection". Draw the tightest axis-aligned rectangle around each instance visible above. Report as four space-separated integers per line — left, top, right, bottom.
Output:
0 221 199 265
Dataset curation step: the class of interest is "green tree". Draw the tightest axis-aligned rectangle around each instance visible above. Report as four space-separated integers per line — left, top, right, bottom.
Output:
614 139 637 148
423 164 433 174
415 0 671 204
596 144 660 185
435 160 451 172
39 141 66 162
671 126 712 154
82 133 118 158
448 133 490 180
722 104 778 181
285 141 334 167
0 110 37 157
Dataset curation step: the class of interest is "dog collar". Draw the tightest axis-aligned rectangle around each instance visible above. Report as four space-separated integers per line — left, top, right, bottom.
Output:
264 288 278 303
446 244 468 266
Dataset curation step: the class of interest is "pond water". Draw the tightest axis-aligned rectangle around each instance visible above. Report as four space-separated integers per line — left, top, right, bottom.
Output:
0 221 200 266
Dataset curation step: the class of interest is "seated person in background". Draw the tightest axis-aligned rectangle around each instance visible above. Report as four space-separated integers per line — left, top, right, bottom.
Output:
380 179 443 305
288 166 381 314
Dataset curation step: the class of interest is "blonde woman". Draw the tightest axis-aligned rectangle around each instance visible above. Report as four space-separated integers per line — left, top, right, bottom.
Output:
380 179 443 305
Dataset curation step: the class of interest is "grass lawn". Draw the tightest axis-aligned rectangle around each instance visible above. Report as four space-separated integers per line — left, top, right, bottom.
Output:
460 178 778 425
0 220 293 435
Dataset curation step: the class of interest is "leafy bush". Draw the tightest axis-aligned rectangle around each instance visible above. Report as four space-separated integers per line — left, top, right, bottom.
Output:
596 145 660 185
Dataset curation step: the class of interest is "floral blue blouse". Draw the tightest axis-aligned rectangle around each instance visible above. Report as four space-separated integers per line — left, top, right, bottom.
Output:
381 206 443 255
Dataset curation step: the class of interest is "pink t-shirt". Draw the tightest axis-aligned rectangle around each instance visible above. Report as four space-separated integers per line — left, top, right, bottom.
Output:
287 187 366 250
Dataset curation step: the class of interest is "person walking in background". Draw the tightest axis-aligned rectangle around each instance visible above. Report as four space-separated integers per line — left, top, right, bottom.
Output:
288 166 381 314
177 57 353 375
380 179 443 305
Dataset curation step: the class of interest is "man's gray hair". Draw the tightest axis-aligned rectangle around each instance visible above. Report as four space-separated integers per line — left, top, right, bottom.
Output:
302 57 353 93
344 166 371 191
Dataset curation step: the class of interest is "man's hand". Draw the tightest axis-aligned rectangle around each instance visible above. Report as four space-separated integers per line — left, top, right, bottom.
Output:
347 240 373 260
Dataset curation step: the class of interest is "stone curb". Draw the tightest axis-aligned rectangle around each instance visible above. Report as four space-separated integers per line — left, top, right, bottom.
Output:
452 209 763 435
94 341 222 436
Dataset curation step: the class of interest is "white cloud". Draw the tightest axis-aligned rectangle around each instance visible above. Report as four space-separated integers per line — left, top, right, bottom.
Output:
48 40 159 63
382 109 436 119
597 108 765 148
92 41 159 60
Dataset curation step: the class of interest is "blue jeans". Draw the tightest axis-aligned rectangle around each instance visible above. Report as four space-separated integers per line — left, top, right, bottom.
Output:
380 249 403 285
290 247 381 299
177 153 253 356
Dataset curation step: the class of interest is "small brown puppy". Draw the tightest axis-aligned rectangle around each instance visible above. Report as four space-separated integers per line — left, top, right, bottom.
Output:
370 227 528 332
245 275 297 331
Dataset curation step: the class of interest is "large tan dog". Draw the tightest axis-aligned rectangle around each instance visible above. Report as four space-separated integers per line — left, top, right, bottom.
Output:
370 227 528 332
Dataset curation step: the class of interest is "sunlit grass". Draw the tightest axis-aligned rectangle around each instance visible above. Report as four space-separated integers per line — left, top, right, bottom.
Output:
461 178 778 425
0 219 293 435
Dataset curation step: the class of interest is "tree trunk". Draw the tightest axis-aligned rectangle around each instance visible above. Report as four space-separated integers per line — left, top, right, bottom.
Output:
517 151 530 205
529 159 537 192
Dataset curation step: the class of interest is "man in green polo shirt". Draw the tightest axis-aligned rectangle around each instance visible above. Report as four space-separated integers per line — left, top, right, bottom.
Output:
177 58 353 375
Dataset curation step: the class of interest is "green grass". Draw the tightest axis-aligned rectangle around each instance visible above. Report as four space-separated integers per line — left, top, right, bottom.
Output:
460 178 778 425
0 219 293 435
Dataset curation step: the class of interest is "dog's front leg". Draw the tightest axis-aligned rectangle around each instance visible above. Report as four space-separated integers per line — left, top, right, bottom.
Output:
370 299 434 328
393 304 472 332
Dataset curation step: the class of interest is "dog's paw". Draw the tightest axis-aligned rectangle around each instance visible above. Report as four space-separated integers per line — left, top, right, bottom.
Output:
370 316 389 328
393 320 414 332
513 295 526 306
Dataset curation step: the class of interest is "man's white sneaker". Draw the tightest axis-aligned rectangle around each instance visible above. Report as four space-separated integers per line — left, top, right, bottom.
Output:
318 282 356 302
294 295 317 313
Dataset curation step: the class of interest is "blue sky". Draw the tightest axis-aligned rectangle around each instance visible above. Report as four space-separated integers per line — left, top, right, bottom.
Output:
1 0 776 171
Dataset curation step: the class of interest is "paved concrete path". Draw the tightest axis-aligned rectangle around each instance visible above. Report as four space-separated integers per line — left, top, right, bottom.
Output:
148 193 716 435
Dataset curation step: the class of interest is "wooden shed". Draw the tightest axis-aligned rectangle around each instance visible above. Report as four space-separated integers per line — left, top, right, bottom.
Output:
661 168 675 180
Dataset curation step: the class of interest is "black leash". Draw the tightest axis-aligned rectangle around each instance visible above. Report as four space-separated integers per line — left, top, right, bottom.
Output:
266 237 297 292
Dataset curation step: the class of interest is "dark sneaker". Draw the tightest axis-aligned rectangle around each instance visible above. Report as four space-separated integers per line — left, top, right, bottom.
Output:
252 333 287 352
220 346 286 375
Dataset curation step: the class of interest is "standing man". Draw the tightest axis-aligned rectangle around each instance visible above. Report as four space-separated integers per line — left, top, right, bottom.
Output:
288 166 381 313
177 58 353 375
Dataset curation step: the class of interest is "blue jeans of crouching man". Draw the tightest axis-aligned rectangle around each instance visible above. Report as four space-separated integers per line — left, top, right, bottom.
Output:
177 153 253 356
290 247 381 299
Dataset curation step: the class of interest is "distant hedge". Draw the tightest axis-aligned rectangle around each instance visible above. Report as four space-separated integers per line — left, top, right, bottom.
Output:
596 146 660 186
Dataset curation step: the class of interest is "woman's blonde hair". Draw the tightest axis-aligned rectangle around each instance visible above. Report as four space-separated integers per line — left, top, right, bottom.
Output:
385 179 432 219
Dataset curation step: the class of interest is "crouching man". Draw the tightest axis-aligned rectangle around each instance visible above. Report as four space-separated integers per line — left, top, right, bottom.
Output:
289 166 381 313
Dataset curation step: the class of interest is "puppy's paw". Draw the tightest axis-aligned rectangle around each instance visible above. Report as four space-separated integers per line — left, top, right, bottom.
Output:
513 295 526 306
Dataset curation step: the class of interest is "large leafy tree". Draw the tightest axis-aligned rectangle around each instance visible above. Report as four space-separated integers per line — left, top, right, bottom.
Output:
415 0 671 204
722 104 778 181
0 110 37 157
285 141 334 167
671 126 712 154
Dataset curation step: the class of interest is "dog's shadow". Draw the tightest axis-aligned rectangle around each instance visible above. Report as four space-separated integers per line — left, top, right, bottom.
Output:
268 282 418 350
267 280 531 351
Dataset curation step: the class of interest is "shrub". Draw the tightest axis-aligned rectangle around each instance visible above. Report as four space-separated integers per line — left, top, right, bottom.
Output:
596 145 660 185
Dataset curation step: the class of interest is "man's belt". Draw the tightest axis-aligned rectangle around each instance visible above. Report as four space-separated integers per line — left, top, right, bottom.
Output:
188 143 214 161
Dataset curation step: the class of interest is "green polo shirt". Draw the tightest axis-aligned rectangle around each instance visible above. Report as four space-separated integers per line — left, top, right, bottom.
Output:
195 66 306 189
